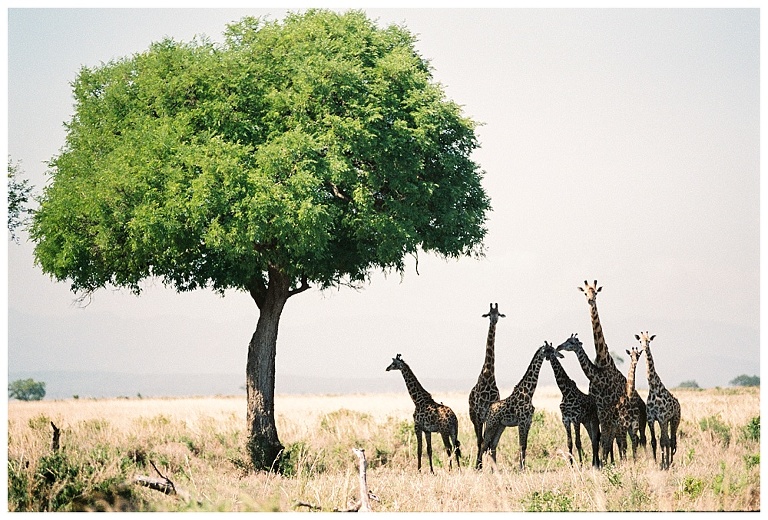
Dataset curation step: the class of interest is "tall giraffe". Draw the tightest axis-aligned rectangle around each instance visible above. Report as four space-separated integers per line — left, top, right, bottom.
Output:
546 336 601 468
636 332 680 470
481 342 554 470
469 303 505 469
386 354 461 472
618 344 644 459
578 280 630 464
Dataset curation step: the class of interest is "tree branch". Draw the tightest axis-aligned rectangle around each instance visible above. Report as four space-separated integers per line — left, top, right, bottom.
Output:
287 274 310 298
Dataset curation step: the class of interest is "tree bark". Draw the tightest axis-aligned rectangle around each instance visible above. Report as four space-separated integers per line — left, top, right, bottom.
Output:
245 266 310 472
246 266 290 471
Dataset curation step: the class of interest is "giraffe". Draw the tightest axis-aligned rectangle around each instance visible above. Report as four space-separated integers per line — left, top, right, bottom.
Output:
469 302 505 469
386 354 461 472
617 344 644 460
481 342 554 470
545 337 601 468
636 332 681 470
578 279 641 465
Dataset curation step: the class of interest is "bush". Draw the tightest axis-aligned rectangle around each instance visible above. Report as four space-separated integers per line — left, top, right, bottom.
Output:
9 378 46 401
677 380 700 389
742 416 759 442
729 375 759 387
700 415 731 446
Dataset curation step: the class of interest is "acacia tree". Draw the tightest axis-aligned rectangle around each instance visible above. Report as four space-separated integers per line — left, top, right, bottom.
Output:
31 10 490 471
8 378 46 401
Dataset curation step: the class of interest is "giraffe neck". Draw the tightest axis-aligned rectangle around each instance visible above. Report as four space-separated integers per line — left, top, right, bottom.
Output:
572 343 598 381
515 350 546 397
482 321 498 375
399 363 433 406
589 302 612 366
626 359 639 398
644 346 663 390
549 354 575 393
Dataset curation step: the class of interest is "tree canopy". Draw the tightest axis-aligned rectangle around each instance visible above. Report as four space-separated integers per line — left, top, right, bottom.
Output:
30 9 491 471
729 374 759 387
31 9 490 298
8 378 46 401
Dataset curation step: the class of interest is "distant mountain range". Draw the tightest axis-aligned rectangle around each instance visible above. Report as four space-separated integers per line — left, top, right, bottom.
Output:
8 370 477 400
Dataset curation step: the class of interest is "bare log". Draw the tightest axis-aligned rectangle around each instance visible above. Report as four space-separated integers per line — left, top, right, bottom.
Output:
135 460 177 496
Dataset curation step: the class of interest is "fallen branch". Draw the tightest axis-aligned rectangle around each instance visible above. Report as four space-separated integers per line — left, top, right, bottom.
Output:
135 460 177 495
293 448 379 512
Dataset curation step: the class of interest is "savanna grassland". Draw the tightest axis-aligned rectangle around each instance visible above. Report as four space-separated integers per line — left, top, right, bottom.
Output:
7 386 760 512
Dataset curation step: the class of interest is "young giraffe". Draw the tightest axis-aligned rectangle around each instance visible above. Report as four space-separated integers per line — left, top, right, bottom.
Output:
545 336 601 468
469 303 505 469
578 280 647 463
481 342 555 470
636 332 681 470
618 344 644 460
386 354 461 472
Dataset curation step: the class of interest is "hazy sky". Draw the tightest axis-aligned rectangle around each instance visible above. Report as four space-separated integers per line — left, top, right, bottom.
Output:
5 7 761 392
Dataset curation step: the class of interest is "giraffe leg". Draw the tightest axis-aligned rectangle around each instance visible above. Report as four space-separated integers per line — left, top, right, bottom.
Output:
425 432 434 473
415 426 423 472
472 417 484 470
648 420 658 462
440 432 453 470
630 430 639 461
452 431 462 469
600 426 614 467
670 416 680 467
660 422 670 470
563 420 574 464
589 418 602 469
616 428 628 460
574 422 584 465
483 425 504 469
518 421 531 471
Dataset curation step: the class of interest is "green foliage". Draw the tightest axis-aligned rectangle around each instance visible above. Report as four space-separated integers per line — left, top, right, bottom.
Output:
729 374 760 387
700 415 731 446
741 416 759 443
7 157 33 242
525 489 573 512
31 9 490 296
744 453 759 469
679 476 704 499
9 378 47 401
677 380 700 389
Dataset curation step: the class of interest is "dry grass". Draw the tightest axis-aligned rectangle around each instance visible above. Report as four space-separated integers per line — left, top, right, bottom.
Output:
7 386 760 511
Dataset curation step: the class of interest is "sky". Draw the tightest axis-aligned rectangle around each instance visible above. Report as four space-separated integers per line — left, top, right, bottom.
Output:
4 6 761 395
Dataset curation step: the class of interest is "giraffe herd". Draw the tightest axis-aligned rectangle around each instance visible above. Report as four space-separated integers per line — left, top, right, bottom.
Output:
387 280 681 472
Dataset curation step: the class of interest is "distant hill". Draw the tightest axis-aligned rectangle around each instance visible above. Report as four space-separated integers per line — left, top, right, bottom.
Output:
7 370 476 400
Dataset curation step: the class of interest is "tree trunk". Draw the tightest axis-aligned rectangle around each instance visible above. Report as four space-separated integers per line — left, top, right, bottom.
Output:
246 267 291 471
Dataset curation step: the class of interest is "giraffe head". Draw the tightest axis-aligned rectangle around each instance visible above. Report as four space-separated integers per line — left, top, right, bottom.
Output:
544 340 565 362
386 353 406 372
634 331 656 352
555 333 582 354
578 279 602 305
482 303 506 325
626 344 643 365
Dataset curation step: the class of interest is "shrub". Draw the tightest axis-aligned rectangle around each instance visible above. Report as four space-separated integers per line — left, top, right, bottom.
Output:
700 415 731 446
677 380 700 389
525 489 573 512
741 416 759 442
